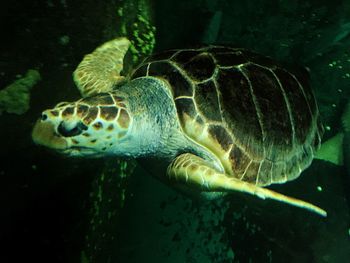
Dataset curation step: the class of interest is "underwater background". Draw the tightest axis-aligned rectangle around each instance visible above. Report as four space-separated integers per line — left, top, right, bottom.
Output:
1 0 350 262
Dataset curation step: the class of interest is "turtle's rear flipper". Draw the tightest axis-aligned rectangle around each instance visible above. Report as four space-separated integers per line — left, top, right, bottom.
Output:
167 153 327 217
73 37 131 97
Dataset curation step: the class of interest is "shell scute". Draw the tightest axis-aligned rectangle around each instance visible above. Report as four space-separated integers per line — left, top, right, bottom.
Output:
175 98 197 120
273 68 312 144
242 161 261 183
258 161 273 185
181 52 216 82
195 81 221 122
228 145 252 179
152 61 194 98
208 125 233 152
172 50 202 65
240 50 277 68
214 50 247 67
131 63 149 79
217 67 263 155
243 63 293 147
147 50 177 61
134 61 194 98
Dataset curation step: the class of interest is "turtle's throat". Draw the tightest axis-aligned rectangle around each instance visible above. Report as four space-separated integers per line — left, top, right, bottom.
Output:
32 120 68 150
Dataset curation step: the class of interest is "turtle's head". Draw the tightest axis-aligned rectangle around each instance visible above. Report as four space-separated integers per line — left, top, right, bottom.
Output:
32 93 132 157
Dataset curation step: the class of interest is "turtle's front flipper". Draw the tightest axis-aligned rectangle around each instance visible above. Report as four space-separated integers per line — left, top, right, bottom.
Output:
73 37 131 97
167 153 327 217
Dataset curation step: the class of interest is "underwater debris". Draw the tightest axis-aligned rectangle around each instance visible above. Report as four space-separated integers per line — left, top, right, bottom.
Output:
116 0 156 65
0 69 41 115
59 35 70 46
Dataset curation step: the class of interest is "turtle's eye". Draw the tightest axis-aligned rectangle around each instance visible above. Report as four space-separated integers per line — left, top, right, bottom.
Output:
58 121 88 137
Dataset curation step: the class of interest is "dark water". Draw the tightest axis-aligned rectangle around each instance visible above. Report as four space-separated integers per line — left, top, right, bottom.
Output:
1 1 350 262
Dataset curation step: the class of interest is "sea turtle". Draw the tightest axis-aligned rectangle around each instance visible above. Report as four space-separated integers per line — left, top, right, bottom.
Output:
32 37 327 217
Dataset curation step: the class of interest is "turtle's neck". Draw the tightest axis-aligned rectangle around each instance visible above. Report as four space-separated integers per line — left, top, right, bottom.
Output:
113 76 188 159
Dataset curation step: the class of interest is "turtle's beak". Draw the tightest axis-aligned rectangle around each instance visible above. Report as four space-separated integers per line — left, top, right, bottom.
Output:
32 119 68 150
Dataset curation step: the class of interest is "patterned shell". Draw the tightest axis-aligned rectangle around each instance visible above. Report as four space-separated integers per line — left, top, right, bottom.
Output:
131 46 324 187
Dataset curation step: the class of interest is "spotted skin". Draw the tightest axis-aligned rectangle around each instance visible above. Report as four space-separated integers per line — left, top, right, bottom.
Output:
33 93 132 156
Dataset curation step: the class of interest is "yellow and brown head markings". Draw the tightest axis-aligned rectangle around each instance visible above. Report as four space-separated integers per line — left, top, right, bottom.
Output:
94 94 114 106
117 109 130 129
188 163 199 172
93 121 103 130
107 124 114 131
82 94 115 106
62 106 75 117
32 120 68 150
100 106 119 121
118 131 127 139
83 106 98 125
112 95 127 108
50 110 59 117
71 139 79 144
205 169 215 177
117 102 126 108
56 102 69 108
77 105 89 117
113 95 124 103
180 159 192 170
82 132 90 137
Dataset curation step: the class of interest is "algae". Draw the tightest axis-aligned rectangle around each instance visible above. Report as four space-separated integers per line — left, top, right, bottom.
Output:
0 69 40 115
